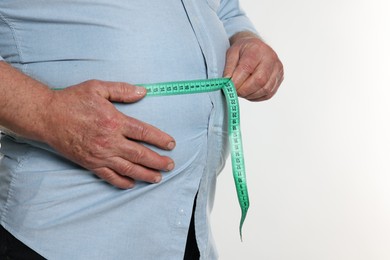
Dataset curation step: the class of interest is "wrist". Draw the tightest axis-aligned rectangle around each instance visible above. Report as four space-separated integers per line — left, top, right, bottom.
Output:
229 31 262 45
0 61 55 141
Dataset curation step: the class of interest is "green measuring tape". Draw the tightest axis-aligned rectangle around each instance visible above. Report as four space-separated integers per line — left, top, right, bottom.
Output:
139 78 249 239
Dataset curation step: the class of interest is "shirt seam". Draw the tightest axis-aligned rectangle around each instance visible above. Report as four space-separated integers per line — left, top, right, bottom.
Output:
180 0 209 78
0 146 32 225
0 11 26 68
187 1 219 78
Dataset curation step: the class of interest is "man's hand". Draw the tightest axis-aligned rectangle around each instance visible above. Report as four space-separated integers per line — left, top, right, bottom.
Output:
42 80 176 189
0 61 176 189
223 31 284 102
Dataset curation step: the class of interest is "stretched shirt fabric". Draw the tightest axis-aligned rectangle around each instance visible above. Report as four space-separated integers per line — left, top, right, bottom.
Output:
0 0 256 259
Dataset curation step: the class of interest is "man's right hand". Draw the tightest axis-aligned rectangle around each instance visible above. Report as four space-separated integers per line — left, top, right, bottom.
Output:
0 62 175 189
42 80 176 189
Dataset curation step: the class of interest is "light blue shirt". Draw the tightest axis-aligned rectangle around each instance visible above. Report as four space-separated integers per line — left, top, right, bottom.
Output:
0 1 256 259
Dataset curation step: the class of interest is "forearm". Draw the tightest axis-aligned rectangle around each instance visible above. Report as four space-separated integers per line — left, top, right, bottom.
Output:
0 61 53 141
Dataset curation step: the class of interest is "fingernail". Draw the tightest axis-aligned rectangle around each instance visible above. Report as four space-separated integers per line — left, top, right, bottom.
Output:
125 182 136 189
166 162 175 171
136 86 146 96
154 175 162 183
167 141 176 150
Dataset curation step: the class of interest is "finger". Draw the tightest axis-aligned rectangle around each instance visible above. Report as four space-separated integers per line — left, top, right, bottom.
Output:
237 60 273 98
245 66 283 102
108 157 163 184
93 81 147 103
122 116 176 151
118 139 175 172
230 49 262 91
223 46 240 78
93 167 136 189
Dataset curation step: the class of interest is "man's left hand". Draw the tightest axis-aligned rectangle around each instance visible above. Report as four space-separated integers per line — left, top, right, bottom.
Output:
223 31 284 102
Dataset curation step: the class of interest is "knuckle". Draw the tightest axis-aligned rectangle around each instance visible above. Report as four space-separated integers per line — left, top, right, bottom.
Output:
133 123 152 141
279 74 285 84
102 116 120 131
101 171 117 182
82 154 98 168
79 140 115 166
226 47 234 56
67 141 98 168
268 50 279 60
254 75 268 87
82 147 110 168
238 63 255 74
278 59 284 70
86 79 99 85
140 125 151 140
264 91 274 100
227 44 240 54
279 63 285 78
84 79 101 89
263 85 273 96
250 42 263 52
92 137 112 152
274 59 283 71
120 162 136 176
115 83 131 101
84 79 108 96
94 167 115 182
131 148 146 164
96 113 122 133
244 41 262 55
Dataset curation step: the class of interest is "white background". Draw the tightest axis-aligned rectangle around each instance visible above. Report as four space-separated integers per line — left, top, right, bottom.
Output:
212 0 390 259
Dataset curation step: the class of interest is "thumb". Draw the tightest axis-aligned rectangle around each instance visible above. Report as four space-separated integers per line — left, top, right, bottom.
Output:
101 82 147 103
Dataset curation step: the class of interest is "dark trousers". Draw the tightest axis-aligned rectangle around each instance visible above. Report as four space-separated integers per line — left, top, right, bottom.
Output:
183 196 200 260
0 206 200 260
0 225 45 260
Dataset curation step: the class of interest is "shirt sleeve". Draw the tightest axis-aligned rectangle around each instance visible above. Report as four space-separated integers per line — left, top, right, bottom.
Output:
0 56 4 61
217 0 258 38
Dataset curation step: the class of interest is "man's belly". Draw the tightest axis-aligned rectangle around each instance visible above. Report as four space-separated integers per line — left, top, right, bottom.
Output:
1 0 231 187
